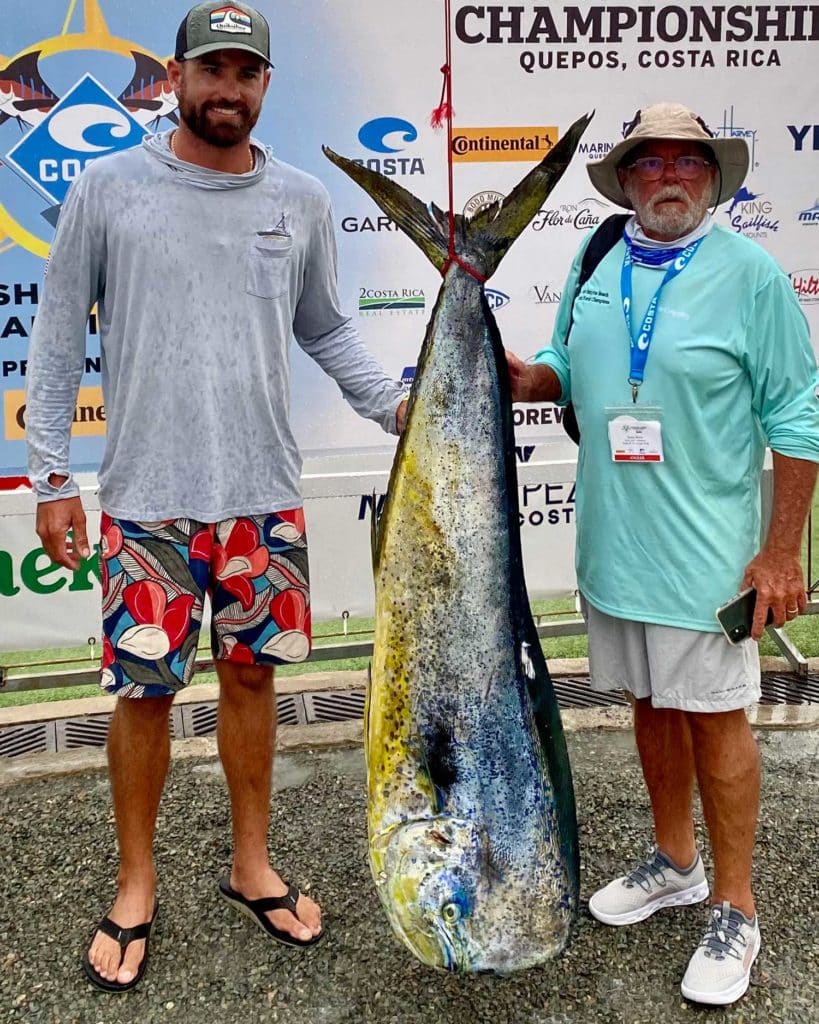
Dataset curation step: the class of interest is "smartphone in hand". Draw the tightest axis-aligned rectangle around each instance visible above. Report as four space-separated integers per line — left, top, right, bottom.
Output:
716 588 773 644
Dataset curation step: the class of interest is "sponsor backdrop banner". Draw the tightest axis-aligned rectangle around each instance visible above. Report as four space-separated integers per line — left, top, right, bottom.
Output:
0 1 816 650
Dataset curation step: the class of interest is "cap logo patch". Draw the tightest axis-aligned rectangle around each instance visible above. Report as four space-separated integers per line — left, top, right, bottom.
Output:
210 7 252 34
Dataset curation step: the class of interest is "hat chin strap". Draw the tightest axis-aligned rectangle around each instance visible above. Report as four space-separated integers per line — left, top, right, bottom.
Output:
711 163 723 216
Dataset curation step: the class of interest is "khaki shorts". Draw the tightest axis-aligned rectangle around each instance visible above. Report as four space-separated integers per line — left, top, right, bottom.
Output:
581 596 761 712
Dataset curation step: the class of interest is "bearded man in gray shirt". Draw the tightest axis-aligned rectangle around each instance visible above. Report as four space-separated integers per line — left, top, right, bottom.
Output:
25 1 406 992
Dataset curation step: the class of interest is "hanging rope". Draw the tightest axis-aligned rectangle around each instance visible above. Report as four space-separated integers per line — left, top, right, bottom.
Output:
430 0 487 284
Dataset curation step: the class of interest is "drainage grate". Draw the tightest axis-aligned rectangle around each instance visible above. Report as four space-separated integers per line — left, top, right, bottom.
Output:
304 690 366 723
179 702 218 738
553 677 629 708
178 693 304 739
56 715 111 750
760 673 819 704
0 722 56 758
1 673 817 759
276 693 304 727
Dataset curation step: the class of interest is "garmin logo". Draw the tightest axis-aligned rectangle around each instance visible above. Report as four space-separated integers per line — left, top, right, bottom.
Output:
341 215 399 233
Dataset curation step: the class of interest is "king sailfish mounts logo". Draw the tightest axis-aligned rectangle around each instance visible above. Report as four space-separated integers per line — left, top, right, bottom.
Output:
0 0 179 257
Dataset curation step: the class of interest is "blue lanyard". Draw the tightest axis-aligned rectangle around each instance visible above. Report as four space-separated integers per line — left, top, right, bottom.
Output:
621 237 704 402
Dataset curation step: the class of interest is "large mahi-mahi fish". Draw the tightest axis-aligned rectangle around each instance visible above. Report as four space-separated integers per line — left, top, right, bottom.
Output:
324 111 592 974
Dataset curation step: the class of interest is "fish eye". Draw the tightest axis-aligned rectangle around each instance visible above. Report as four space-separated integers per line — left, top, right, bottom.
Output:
429 829 452 847
442 901 461 923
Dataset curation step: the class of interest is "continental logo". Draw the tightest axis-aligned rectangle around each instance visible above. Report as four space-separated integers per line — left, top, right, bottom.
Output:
5 387 106 440
451 127 557 163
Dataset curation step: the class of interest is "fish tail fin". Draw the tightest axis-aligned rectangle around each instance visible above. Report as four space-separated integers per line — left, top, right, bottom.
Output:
464 112 594 279
323 146 450 271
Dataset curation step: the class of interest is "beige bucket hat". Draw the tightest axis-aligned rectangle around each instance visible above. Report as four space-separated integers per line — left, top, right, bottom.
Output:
587 102 749 208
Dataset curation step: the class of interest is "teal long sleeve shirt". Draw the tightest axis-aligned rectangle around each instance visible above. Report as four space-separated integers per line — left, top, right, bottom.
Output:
534 223 819 631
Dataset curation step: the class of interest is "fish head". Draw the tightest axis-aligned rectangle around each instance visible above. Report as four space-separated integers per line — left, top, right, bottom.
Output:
374 816 482 971
375 819 575 973
458 871 575 973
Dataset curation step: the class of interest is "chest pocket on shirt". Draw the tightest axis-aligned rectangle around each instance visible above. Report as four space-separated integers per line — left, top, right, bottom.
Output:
246 236 292 299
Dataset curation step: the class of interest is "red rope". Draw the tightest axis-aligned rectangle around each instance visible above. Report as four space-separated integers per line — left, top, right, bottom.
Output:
430 0 486 284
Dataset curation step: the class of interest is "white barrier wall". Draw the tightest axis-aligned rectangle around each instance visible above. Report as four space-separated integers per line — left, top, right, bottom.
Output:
1 1 816 649
0 449 580 650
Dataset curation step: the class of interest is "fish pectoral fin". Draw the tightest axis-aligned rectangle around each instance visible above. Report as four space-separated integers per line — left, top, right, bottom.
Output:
322 146 449 271
466 111 594 278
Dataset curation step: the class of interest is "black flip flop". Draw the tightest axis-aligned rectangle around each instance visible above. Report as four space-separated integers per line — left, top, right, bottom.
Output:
218 876 324 947
82 900 159 993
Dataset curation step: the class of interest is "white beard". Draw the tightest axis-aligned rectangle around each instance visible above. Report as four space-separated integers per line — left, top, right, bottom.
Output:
628 184 712 241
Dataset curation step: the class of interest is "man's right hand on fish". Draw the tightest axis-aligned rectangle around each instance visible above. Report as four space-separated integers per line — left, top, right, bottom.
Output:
505 350 560 404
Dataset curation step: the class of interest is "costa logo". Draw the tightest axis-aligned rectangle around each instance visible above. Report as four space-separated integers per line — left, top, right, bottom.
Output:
358 117 418 154
0 1 179 257
353 117 425 176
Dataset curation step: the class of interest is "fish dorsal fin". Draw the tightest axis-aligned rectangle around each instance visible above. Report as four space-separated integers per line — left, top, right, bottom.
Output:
465 111 594 279
323 146 449 271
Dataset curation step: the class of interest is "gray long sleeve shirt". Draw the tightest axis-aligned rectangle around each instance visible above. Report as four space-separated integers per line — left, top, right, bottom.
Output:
25 131 404 521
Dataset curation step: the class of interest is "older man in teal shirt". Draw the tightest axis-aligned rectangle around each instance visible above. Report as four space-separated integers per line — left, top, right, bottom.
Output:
508 102 819 1007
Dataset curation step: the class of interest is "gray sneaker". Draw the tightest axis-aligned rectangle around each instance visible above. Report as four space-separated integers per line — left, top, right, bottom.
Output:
588 848 710 926
681 901 761 1006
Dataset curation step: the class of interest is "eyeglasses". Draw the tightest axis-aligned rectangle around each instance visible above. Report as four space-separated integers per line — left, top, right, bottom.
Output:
627 156 712 181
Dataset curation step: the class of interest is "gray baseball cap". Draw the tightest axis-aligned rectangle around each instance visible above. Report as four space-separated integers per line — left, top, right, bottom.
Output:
175 1 273 67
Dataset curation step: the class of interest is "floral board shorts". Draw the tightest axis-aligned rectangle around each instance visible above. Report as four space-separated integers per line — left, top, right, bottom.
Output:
99 511 311 698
